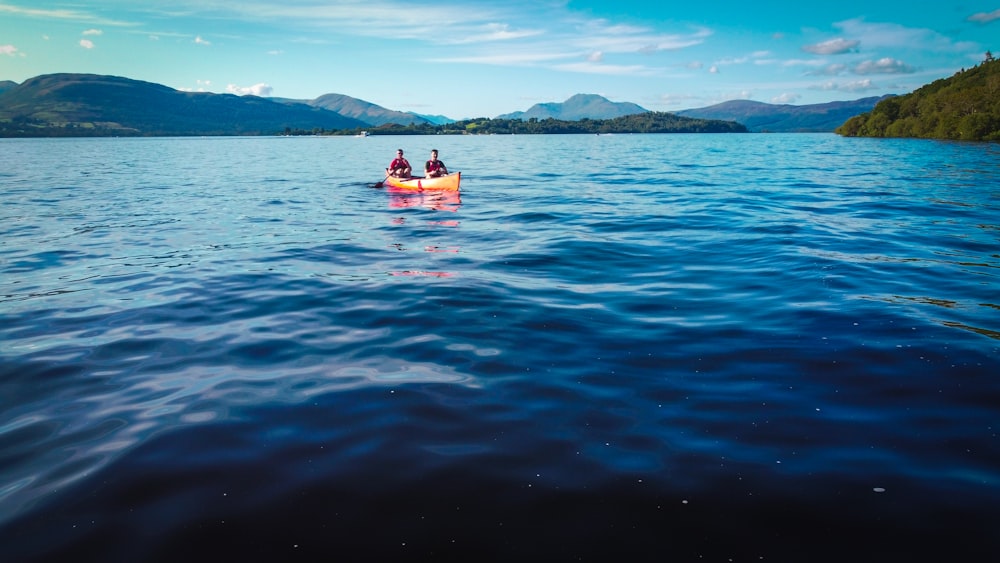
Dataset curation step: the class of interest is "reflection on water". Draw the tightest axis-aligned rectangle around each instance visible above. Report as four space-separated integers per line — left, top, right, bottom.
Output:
386 187 461 277
387 186 462 212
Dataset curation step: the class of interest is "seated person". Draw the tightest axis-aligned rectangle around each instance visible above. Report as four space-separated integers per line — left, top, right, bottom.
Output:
424 149 448 178
387 149 411 178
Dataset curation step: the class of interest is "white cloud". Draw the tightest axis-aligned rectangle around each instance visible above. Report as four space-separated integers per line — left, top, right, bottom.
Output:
194 35 211 46
267 50 284 56
771 93 801 104
1 44 18 56
709 65 719 74
587 51 603 63
82 28 103 36
810 79 876 92
967 9 1000 23
79 39 95 49
227 83 273 96
853 57 915 75
802 38 859 55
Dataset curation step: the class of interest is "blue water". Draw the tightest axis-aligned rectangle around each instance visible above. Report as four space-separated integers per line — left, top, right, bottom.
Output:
1 134 998 561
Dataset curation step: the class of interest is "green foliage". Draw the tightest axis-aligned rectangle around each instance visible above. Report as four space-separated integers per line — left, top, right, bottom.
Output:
836 55 1000 142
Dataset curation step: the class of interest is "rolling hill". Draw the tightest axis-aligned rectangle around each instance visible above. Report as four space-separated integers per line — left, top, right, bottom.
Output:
272 93 431 127
0 73 367 136
675 96 891 132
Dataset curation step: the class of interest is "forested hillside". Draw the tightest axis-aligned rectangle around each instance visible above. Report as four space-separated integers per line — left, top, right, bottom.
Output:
836 54 1000 142
326 112 747 136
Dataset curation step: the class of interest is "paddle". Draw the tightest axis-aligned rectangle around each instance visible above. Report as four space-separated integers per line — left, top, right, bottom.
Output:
373 171 390 188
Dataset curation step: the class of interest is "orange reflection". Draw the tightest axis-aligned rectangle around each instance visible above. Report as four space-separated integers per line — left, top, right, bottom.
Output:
389 270 454 277
387 187 462 212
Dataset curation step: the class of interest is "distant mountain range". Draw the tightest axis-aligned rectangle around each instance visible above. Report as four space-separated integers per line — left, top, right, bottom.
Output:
0 72 888 137
675 97 893 132
497 93 648 121
0 74 366 136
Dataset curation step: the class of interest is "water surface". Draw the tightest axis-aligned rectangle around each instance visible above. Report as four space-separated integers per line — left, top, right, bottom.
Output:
1 134 998 561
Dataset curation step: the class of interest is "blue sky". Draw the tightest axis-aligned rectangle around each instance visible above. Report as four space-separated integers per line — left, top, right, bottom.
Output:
1 1 998 119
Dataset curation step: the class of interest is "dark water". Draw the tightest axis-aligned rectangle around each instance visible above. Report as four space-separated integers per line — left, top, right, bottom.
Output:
1 134 998 561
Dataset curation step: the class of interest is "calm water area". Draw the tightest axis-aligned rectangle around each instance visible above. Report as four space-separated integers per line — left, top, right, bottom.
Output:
1 133 999 561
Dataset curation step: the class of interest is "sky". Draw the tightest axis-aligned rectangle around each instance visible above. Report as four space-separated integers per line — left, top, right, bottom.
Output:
1 1 998 119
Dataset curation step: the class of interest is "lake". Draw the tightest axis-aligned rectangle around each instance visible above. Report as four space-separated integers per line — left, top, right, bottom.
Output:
1 133 998 561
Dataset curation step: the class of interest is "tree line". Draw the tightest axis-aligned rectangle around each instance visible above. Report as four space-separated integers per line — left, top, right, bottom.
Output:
325 112 748 137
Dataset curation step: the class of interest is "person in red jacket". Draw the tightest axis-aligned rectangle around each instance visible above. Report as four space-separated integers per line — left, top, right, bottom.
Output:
424 149 449 178
387 149 411 178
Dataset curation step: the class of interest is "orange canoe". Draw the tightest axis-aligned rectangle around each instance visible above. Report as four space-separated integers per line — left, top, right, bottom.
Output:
384 172 460 191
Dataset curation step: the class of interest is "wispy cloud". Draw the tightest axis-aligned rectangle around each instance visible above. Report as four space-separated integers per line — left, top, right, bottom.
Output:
82 28 103 36
802 38 859 55
834 18 976 53
713 51 772 69
569 20 711 54
79 39 95 49
805 63 848 76
194 35 211 46
853 57 916 75
967 9 1000 24
430 50 577 66
143 0 706 76
811 79 877 93
441 22 544 45
552 61 657 76
771 93 801 104
1 44 18 56
0 2 136 26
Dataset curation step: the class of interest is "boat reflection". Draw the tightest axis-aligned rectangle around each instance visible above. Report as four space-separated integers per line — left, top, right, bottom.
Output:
386 187 461 278
387 187 462 212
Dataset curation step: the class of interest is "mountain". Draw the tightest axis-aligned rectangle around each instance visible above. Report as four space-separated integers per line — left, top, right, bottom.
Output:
0 80 16 95
409 112 455 125
837 55 1000 142
0 73 367 136
497 94 648 120
304 94 430 126
676 96 891 132
269 97 455 126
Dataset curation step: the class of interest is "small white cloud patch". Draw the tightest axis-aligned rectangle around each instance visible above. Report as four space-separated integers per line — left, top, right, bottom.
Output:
802 38 859 55
227 83 273 96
